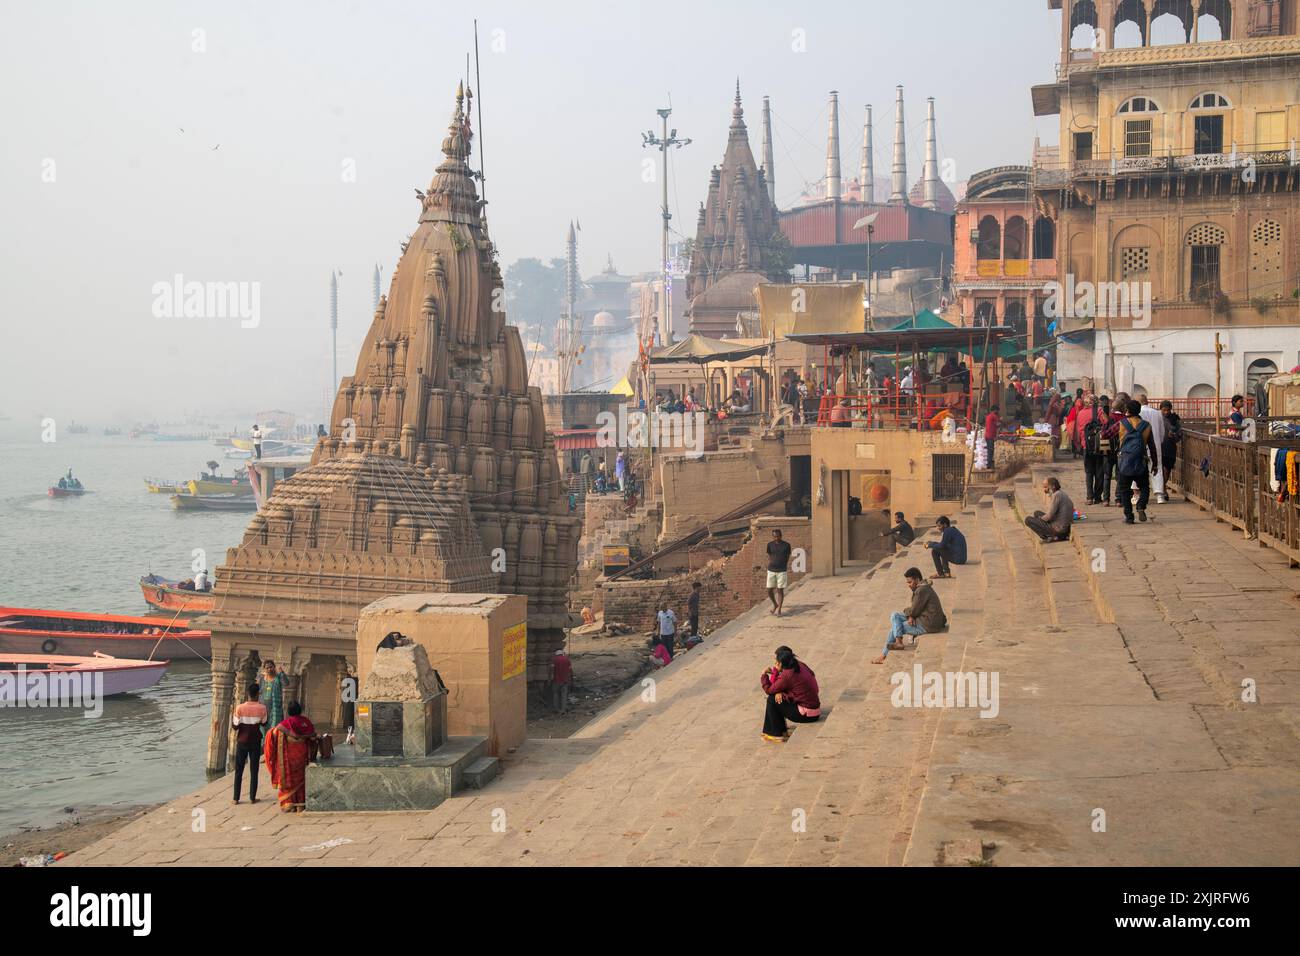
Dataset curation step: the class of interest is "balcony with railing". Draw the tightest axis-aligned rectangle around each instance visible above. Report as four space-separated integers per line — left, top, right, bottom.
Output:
1032 142 1298 185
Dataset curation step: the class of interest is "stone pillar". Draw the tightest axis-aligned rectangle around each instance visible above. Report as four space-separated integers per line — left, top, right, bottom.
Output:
206 658 235 774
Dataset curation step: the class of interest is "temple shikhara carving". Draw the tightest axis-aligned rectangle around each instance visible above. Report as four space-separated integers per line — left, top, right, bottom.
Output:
685 84 785 337
203 85 579 772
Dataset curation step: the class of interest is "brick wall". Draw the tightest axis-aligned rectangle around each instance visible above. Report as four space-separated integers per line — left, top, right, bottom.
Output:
596 516 811 634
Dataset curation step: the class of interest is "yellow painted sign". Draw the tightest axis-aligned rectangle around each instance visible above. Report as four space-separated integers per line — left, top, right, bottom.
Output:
502 623 527 681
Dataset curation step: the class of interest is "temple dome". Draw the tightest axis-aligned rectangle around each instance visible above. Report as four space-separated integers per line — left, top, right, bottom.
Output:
591 310 617 328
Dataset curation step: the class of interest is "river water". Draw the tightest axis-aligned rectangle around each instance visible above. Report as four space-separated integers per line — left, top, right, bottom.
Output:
0 426 252 833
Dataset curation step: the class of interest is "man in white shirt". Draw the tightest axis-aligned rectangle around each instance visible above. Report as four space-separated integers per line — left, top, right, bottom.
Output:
656 604 677 658
1137 396 1167 503
195 568 209 591
251 423 263 460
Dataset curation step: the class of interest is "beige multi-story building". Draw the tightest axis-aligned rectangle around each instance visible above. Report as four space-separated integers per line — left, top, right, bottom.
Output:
1032 0 1300 398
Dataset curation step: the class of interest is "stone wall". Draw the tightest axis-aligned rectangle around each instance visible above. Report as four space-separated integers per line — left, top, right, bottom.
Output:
595 516 811 634
658 438 791 542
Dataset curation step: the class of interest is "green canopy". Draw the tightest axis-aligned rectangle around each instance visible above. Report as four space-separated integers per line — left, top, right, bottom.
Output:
882 308 955 331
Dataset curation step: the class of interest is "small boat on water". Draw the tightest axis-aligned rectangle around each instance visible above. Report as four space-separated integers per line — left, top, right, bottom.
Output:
47 485 87 498
0 607 210 660
144 477 189 493
0 653 170 700
187 475 252 496
140 574 216 615
170 493 257 512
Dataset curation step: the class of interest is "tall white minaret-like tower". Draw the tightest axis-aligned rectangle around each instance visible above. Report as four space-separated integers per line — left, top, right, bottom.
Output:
761 95 776 204
922 97 940 210
372 264 382 311
860 105 874 204
825 90 842 200
890 85 908 204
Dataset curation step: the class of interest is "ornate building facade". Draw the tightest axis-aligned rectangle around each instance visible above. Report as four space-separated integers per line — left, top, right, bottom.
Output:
1032 0 1300 395
204 85 580 771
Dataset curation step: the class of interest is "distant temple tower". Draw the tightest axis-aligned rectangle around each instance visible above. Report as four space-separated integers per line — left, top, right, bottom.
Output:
684 84 784 337
205 84 580 772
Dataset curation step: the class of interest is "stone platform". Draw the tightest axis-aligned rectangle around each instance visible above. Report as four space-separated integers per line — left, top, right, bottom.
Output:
307 737 494 812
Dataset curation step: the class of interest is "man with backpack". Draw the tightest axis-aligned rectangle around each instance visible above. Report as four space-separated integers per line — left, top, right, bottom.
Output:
1078 395 1106 505
1116 398 1160 524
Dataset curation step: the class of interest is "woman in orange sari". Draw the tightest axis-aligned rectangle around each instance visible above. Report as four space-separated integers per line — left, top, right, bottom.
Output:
263 700 315 812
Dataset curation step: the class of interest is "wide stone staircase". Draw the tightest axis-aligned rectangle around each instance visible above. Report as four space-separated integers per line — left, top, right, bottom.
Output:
64 461 1300 867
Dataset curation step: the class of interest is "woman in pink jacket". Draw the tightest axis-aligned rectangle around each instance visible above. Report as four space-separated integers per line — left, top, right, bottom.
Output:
760 646 821 742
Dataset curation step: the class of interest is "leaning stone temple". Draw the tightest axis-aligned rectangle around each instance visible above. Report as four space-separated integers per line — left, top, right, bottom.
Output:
203 84 580 772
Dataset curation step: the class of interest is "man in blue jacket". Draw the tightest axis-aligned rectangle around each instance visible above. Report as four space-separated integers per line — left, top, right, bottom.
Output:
925 516 967 579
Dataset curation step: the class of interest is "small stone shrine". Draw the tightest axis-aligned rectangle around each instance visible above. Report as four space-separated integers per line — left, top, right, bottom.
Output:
307 635 498 811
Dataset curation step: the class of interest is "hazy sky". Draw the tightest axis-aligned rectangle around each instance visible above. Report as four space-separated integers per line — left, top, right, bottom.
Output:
0 0 1060 425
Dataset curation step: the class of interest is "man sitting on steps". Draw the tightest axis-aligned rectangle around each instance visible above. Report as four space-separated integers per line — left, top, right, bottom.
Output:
1025 476 1074 542
873 567 947 664
924 516 967 579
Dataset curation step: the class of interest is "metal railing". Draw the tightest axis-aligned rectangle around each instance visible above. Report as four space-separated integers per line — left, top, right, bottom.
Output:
1171 428 1300 567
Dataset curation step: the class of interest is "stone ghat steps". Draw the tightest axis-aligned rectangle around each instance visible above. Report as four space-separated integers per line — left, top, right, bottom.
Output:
578 498 660 567
461 756 500 790
59 463 1300 866
901 462 1300 866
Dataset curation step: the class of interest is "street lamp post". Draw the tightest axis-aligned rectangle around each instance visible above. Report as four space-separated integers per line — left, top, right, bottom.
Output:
643 109 691 347
853 213 879 330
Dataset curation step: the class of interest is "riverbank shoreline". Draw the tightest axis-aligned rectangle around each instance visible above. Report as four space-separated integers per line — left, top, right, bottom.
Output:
2 804 159 866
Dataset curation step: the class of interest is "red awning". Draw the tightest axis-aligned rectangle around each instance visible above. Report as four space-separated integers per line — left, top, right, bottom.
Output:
554 430 601 451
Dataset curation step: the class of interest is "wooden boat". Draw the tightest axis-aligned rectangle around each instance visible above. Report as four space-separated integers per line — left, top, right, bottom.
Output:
187 476 252 496
0 606 210 660
0 653 169 700
139 574 216 615
47 486 87 498
144 477 189 494
169 493 257 512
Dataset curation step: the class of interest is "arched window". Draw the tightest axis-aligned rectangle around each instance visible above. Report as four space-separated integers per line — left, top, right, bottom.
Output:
1186 222 1226 299
1188 383 1216 399
1189 92 1230 109
1005 301 1027 341
1117 96 1161 114
1198 0 1231 40
1190 92 1229 153
974 301 997 327
1250 220 1283 297
1113 0 1147 47
1248 359 1278 394
977 216 1001 261
1070 0 1099 49
1004 216 1028 261
1119 98 1159 157
1033 218 1056 260
1151 0 1195 44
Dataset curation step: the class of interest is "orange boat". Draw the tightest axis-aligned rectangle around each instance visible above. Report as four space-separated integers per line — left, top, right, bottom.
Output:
0 606 210 660
139 574 216 616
